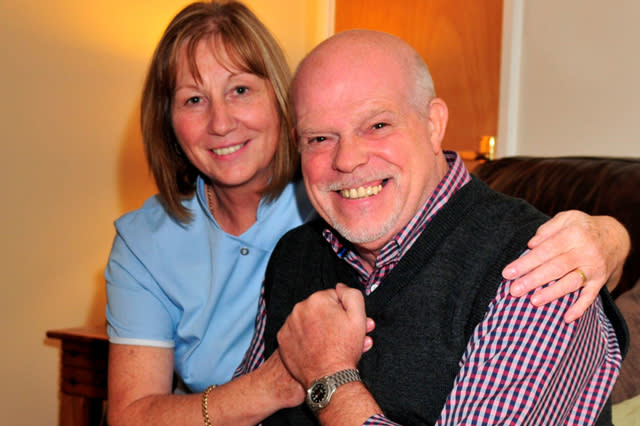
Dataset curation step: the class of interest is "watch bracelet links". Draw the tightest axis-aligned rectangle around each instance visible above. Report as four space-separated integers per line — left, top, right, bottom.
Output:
308 368 362 412
333 368 361 387
201 384 217 426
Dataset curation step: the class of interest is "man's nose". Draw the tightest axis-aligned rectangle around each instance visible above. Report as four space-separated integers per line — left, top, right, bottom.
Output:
332 135 369 173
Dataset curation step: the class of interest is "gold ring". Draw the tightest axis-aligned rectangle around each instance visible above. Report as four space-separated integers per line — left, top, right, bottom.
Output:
575 268 588 285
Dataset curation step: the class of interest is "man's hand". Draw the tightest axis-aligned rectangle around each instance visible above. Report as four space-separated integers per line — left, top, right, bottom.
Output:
503 211 630 322
277 283 368 387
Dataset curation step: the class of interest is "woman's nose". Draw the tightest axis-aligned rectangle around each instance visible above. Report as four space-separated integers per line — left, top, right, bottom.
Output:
207 100 236 135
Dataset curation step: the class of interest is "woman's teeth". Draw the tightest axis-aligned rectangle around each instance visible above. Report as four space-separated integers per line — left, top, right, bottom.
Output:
212 142 245 156
340 184 383 199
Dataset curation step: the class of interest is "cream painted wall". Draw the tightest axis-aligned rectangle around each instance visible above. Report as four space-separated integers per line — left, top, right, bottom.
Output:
516 0 640 156
0 1 330 424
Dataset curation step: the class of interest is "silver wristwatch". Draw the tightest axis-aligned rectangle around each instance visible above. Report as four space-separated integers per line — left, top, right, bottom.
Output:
305 369 361 412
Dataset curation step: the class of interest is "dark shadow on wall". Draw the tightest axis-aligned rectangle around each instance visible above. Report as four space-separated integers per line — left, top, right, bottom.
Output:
117 104 157 214
86 269 108 327
84 103 157 327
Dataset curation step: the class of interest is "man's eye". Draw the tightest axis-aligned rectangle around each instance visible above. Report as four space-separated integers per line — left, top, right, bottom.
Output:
373 122 388 129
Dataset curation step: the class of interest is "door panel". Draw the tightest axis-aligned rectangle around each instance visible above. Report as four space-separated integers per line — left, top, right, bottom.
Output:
335 0 503 165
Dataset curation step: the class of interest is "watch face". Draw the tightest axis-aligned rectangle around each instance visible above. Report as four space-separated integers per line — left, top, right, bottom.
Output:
310 382 328 403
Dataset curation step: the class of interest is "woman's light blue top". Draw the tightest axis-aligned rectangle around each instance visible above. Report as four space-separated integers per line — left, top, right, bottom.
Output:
105 177 313 391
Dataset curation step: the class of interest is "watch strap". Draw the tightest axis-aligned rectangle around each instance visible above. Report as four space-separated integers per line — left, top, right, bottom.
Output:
306 368 361 412
330 368 361 388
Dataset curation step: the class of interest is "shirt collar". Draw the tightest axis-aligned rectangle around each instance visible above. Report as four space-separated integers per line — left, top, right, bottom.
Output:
323 150 471 274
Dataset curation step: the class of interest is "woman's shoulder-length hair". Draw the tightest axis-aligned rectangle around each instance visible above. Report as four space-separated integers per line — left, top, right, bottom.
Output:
141 0 298 223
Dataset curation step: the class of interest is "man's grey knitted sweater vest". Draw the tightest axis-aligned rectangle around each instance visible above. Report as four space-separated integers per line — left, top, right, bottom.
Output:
261 177 621 425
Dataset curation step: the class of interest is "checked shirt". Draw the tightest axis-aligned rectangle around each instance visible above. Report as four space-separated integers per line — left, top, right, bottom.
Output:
235 151 621 425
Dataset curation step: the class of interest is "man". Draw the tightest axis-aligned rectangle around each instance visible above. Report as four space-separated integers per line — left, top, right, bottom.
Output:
241 30 627 425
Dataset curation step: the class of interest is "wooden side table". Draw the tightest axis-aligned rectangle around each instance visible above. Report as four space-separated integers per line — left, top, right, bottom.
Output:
47 326 109 426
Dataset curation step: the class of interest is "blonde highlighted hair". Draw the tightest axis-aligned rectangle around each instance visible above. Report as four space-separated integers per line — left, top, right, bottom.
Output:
141 0 297 222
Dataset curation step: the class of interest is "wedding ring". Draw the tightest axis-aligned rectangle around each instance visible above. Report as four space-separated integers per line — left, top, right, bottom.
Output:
575 268 588 285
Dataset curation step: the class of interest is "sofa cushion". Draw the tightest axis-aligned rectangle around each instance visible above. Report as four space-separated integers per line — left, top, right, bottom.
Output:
473 156 640 297
612 278 640 403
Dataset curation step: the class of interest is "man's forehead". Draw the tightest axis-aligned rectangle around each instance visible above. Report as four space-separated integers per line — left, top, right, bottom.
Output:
293 43 400 95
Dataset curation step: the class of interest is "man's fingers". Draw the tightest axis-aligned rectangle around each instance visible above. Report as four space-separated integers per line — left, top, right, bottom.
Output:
504 234 570 281
335 283 366 319
366 317 375 333
506 210 596 281
528 268 587 305
337 284 375 352
564 286 600 323
363 318 376 352
509 252 575 297
363 336 374 352
503 210 626 323
514 266 602 323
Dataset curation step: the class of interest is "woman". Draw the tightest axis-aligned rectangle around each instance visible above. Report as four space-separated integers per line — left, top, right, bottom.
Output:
105 1 629 425
106 2 308 424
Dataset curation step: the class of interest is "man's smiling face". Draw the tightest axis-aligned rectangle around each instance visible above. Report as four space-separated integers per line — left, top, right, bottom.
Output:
292 31 449 267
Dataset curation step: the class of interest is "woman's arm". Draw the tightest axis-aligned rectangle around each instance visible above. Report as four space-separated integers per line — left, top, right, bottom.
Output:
504 211 631 322
107 344 304 426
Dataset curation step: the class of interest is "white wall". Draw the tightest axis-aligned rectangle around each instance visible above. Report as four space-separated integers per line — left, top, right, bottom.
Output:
515 0 640 156
0 1 329 424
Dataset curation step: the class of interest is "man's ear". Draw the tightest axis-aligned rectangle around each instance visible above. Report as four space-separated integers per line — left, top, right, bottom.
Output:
427 98 448 152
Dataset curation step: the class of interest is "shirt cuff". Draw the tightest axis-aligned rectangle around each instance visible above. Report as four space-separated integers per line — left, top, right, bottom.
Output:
363 413 402 425
108 336 174 348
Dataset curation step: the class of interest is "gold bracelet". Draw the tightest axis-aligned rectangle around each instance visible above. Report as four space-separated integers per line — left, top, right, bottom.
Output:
201 384 217 426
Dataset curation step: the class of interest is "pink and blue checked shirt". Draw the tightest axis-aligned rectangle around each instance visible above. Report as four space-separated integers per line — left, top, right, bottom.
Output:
235 151 622 425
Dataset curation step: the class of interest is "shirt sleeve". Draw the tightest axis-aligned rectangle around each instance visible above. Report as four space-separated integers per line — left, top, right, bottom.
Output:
363 276 622 426
105 233 175 347
435 277 622 425
363 414 402 425
233 284 267 377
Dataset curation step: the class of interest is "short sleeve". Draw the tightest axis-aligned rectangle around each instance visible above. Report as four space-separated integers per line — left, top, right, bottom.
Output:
105 233 175 348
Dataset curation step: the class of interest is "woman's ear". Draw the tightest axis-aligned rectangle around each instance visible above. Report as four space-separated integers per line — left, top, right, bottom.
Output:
427 98 448 152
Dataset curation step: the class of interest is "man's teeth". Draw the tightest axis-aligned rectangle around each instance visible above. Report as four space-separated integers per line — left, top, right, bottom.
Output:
340 184 383 199
212 142 245 156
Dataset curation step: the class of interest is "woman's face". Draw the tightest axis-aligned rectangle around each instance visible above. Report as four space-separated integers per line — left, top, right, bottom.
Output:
171 39 280 193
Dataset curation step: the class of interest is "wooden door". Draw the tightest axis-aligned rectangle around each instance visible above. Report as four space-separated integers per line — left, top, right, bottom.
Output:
335 0 503 166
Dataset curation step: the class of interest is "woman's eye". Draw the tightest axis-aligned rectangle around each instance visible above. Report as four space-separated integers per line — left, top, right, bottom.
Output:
234 86 249 95
373 122 388 129
309 136 327 144
185 96 201 105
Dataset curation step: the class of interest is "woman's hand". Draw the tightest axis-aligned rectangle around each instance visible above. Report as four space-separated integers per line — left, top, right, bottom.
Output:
503 210 630 322
256 349 306 408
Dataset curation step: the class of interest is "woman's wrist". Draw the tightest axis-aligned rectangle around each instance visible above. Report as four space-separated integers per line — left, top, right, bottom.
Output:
201 384 217 426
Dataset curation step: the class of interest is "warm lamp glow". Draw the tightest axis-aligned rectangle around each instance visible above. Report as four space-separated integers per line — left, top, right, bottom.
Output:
2 0 330 68
479 136 496 160
7 0 194 60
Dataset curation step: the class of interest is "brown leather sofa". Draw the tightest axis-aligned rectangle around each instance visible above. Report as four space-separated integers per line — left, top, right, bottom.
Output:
473 156 640 403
